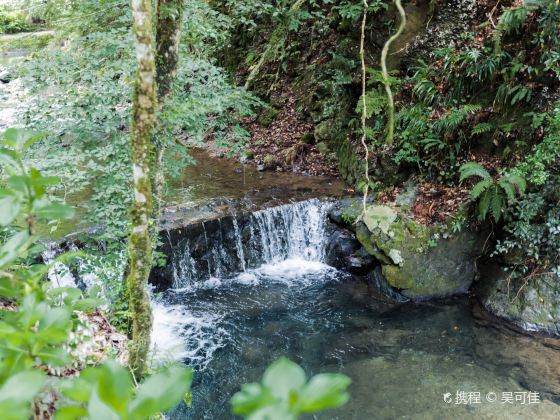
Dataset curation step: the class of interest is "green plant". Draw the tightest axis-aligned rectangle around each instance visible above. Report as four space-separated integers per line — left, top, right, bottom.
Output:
0 10 30 34
0 128 192 419
231 357 351 419
460 162 526 222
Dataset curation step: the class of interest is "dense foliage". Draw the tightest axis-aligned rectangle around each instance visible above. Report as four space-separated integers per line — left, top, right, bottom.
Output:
1 0 560 416
0 129 192 419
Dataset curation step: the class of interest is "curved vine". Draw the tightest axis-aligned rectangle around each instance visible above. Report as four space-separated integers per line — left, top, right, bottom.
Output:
360 0 370 213
381 0 406 145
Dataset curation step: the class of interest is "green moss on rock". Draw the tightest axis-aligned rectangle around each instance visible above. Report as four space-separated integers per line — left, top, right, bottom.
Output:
352 204 482 300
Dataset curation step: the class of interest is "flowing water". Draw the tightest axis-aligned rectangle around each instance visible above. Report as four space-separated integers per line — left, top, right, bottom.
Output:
152 199 560 419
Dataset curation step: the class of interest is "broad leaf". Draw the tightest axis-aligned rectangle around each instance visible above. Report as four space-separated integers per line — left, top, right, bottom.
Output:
298 373 351 413
262 357 306 401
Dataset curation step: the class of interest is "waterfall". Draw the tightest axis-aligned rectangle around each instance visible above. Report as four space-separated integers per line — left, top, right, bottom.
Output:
43 243 78 288
152 198 335 367
168 198 331 289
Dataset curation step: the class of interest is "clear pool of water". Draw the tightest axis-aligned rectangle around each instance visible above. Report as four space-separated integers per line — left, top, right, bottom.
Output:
153 259 560 419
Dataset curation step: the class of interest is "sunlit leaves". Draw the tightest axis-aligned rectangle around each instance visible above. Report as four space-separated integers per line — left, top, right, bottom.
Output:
58 361 193 420
231 357 351 419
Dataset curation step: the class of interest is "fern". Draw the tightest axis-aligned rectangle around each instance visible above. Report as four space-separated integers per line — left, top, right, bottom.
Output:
471 179 492 198
493 7 528 52
459 162 491 182
471 122 494 137
460 162 527 222
434 105 481 133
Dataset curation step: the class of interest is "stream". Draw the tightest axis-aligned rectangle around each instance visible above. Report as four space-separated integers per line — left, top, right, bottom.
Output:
152 199 560 419
3 33 560 420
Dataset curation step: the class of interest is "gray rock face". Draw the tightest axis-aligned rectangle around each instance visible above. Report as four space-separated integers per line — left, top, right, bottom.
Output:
0 68 11 84
324 228 375 274
328 198 484 301
478 265 560 336
402 0 479 68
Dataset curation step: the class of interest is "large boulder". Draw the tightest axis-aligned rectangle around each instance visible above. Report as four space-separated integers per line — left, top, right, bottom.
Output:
330 199 483 300
478 265 560 336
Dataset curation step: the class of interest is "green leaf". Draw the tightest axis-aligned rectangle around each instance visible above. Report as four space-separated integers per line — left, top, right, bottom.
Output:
35 202 75 220
497 179 516 203
362 205 397 234
60 377 94 403
478 190 492 220
0 230 30 268
0 147 20 174
3 128 19 146
471 180 491 199
247 403 296 420
506 174 526 195
231 384 275 416
7 175 30 195
460 162 491 182
95 361 133 415
87 387 120 420
262 357 306 401
54 405 88 420
298 373 351 413
0 370 45 403
490 188 504 222
128 366 193 418
0 194 21 226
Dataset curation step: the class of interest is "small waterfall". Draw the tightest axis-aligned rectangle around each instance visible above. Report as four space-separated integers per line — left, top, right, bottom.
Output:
43 243 78 288
168 198 331 288
232 218 246 272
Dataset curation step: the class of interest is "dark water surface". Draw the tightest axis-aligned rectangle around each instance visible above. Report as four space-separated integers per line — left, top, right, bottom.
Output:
153 260 560 419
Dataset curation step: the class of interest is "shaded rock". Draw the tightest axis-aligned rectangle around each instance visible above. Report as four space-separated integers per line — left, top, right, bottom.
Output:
0 68 10 84
366 266 410 304
354 212 482 300
325 228 375 274
328 196 366 226
478 265 560 336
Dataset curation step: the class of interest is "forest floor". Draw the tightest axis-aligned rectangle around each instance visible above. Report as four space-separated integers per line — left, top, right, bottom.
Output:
238 84 473 226
242 87 340 177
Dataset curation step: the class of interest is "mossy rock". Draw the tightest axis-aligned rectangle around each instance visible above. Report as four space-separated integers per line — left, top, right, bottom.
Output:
353 205 483 300
477 266 560 336
257 107 280 127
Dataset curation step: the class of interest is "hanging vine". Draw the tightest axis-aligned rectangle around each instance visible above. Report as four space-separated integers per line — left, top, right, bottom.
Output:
360 0 370 214
380 0 406 145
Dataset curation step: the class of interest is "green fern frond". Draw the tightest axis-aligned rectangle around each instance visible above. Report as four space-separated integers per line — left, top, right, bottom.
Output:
471 179 492 199
490 187 504 222
478 190 492 220
471 122 494 136
497 179 516 203
460 162 491 182
506 174 527 194
493 7 528 52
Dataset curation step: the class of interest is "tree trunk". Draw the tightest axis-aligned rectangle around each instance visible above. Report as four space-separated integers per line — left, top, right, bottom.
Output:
127 0 157 380
156 0 184 99
152 0 184 222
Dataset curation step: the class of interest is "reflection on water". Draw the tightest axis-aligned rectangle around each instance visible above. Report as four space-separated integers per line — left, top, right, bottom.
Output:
153 261 560 419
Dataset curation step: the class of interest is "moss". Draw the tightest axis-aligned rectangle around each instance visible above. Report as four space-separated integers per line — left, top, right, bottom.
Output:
352 205 481 299
0 31 53 53
257 107 280 127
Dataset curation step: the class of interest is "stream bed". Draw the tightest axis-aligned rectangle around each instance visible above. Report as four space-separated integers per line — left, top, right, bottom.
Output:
152 200 560 419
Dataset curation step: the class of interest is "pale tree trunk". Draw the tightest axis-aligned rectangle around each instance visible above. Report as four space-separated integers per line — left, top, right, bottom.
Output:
127 0 157 380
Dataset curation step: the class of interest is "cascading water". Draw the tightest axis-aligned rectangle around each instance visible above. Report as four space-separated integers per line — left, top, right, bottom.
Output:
165 198 332 289
152 197 560 419
150 199 336 366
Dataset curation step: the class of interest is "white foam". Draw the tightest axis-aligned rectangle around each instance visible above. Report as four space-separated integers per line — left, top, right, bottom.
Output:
151 300 227 370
